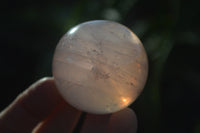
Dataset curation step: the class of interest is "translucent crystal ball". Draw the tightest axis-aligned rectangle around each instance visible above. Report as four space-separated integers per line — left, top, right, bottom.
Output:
52 20 148 114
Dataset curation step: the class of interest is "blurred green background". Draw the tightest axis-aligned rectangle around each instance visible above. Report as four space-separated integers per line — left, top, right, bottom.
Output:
1 0 200 132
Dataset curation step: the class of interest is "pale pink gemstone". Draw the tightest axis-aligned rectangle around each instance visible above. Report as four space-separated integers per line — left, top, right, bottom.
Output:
52 20 148 114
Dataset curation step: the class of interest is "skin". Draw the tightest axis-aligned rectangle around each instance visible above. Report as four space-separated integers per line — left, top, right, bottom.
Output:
0 77 137 133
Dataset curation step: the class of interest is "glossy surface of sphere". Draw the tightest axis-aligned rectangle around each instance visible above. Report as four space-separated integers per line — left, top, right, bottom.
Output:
52 20 148 114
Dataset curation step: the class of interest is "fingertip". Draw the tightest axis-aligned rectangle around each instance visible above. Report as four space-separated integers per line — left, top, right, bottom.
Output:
27 77 54 92
80 108 137 133
37 77 53 82
80 113 111 133
121 108 137 124
0 77 65 133
107 108 137 133
19 77 64 120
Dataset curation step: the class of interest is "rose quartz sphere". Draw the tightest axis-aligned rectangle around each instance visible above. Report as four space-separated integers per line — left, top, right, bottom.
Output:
52 20 148 114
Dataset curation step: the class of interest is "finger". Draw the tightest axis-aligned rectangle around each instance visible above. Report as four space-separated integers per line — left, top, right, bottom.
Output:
80 113 111 133
33 100 81 133
0 77 69 132
107 108 137 133
80 108 137 133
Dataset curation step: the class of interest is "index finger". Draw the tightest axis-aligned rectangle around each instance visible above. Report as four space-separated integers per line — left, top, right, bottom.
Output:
0 77 81 133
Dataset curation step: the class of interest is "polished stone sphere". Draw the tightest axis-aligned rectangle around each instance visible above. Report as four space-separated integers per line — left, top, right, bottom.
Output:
52 20 148 114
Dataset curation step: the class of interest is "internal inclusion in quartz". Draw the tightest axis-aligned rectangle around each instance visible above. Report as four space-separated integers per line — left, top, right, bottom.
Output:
52 20 148 114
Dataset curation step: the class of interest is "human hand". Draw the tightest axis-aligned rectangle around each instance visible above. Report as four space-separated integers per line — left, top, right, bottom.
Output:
0 77 137 133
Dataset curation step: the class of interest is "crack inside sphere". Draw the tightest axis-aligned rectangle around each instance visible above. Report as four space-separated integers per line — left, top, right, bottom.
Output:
52 20 148 114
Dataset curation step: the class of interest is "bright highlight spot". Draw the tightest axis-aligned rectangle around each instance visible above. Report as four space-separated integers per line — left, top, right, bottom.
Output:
122 98 127 102
68 26 79 35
